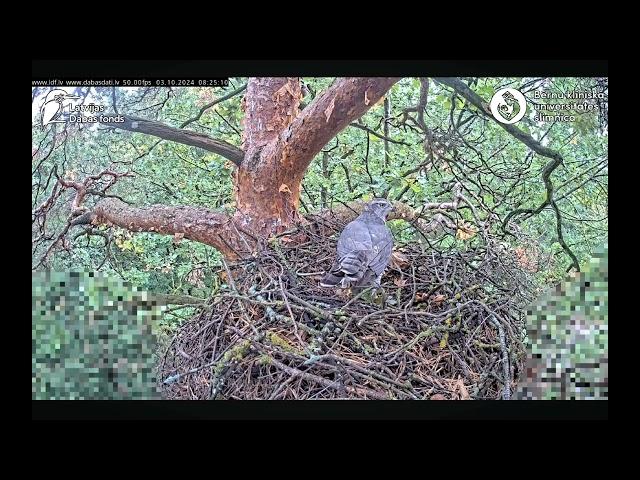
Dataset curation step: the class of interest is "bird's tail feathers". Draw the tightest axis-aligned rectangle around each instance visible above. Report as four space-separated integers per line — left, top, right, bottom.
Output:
320 251 367 288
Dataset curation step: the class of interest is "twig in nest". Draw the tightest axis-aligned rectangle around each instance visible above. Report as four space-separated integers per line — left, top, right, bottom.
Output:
159 214 534 400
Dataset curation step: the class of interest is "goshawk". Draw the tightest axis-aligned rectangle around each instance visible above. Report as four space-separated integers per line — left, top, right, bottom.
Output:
320 198 394 290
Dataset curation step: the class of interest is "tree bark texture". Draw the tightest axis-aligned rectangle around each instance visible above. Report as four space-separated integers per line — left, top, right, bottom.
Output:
81 77 401 259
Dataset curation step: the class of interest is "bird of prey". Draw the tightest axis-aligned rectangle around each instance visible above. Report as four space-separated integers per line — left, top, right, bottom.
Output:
40 89 80 129
321 198 394 291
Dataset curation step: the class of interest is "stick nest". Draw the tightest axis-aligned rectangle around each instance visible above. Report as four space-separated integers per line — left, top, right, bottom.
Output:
159 213 537 400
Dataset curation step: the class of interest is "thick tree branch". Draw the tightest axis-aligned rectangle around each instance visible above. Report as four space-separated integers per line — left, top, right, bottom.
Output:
71 198 248 260
319 192 462 235
234 78 400 231
261 77 401 182
101 115 245 166
241 78 302 163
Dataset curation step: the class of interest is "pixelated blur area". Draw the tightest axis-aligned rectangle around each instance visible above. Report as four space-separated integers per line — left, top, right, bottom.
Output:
32 271 161 399
514 243 608 400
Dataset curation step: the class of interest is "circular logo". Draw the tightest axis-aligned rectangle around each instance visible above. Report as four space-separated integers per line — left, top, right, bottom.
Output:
490 88 527 124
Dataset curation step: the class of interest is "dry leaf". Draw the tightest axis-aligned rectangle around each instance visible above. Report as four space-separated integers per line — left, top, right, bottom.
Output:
335 288 352 300
432 294 446 305
430 394 446 400
415 292 428 303
196 89 216 107
391 251 410 269
393 277 408 287
324 97 336 122
457 378 470 400
279 183 292 194
514 246 538 272
456 222 478 241
364 89 371 105
186 268 205 288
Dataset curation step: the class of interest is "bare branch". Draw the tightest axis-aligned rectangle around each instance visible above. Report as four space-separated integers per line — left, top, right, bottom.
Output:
433 77 582 270
179 83 247 128
349 121 410 146
100 115 244 166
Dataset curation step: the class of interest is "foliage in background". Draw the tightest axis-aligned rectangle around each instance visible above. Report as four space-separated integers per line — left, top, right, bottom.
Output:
32 77 608 335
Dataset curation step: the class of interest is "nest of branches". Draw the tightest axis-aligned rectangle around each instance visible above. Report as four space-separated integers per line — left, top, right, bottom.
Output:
159 213 537 400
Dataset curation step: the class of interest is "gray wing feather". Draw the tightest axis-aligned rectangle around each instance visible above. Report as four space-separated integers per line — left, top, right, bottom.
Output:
335 217 393 285
366 223 394 276
337 220 374 258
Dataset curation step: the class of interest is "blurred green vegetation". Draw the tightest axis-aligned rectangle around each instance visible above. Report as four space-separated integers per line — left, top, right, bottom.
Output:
32 271 161 399
517 242 608 399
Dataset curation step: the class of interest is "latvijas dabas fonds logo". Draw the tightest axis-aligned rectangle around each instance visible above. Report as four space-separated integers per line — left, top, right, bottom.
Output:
38 89 124 129
39 89 81 128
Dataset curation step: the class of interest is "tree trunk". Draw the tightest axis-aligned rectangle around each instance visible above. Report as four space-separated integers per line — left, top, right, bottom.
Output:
233 77 304 237
74 77 401 260
233 77 399 238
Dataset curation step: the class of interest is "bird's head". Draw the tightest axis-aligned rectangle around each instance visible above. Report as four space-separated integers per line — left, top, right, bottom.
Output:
365 198 394 220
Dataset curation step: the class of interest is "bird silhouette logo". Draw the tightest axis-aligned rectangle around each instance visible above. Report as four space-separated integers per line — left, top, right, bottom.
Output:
40 89 81 129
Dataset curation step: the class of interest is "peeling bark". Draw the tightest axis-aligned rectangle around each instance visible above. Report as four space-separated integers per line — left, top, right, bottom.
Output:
234 77 400 237
84 77 402 259
234 77 304 236
73 198 247 259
